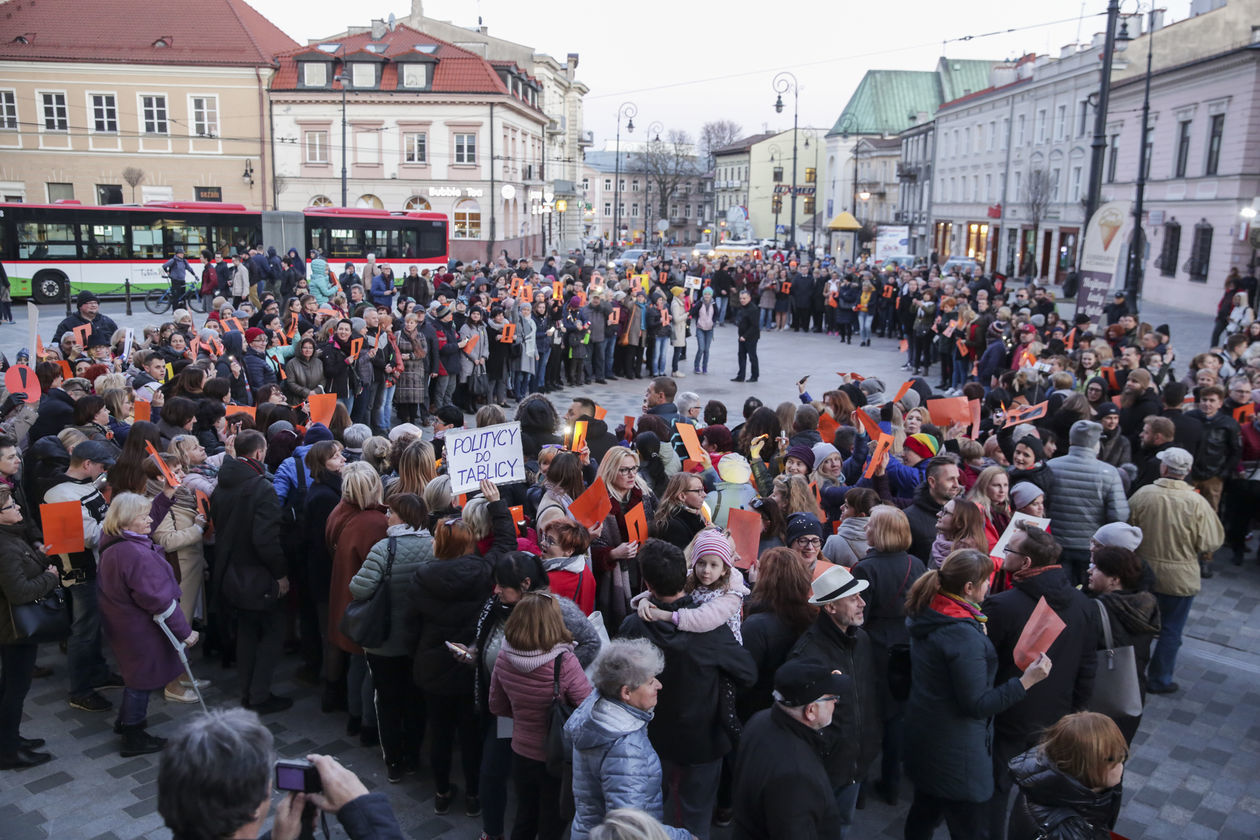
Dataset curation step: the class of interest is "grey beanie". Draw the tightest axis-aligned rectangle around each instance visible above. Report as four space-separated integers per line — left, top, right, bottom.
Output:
898 388 921 410
1009 482 1043 510
811 442 840 468
1069 419 1103 449
1093 522 1143 551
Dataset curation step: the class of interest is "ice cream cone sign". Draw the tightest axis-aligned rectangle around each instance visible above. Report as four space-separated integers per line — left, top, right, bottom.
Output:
1098 207 1124 250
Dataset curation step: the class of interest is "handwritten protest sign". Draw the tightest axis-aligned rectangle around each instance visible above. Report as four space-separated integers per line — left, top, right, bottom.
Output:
445 421 526 494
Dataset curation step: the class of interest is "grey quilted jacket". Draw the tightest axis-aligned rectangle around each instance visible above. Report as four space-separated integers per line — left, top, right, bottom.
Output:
1044 446 1130 550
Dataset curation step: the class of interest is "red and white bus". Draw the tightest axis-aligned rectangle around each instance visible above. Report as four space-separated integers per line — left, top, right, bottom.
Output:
0 201 449 303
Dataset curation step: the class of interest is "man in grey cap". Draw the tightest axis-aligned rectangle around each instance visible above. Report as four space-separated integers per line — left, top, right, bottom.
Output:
42 440 120 712
1045 420 1129 584
1128 447 1224 694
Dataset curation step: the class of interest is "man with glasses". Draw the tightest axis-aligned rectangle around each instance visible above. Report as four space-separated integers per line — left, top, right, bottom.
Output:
789 565 879 838
732 659 847 839
982 522 1098 840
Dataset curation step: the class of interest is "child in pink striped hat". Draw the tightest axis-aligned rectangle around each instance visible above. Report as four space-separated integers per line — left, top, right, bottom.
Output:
634 527 749 642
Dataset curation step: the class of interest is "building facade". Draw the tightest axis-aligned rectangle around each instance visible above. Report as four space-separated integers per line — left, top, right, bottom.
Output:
582 145 709 246
711 134 766 242
269 22 549 263
745 129 828 249
897 119 936 257
0 0 294 208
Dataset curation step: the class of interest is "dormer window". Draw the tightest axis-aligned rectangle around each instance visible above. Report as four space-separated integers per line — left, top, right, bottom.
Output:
350 62 376 89
400 63 428 89
153 37 171 48
301 62 328 88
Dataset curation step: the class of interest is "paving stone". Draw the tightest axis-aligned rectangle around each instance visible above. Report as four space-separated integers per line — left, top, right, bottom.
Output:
106 757 151 779
24 771 73 794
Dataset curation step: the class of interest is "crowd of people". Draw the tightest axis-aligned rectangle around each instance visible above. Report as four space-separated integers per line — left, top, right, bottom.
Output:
0 245 1255 840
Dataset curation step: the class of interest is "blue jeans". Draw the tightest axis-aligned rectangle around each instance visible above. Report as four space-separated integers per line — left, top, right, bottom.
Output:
1149 593 1193 689
654 335 669 375
858 311 872 342
536 344 551 386
951 350 970 389
118 687 150 727
346 653 376 728
833 781 862 840
66 580 109 698
480 721 513 837
694 329 713 371
760 307 774 330
434 374 456 408
715 295 729 325
603 336 618 377
373 382 395 431
515 370 532 399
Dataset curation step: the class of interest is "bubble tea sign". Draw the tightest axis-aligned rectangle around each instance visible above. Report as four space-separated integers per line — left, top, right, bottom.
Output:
445 421 527 494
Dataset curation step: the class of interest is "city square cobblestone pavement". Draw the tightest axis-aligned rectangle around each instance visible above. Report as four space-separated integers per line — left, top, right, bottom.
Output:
2 298 1258 838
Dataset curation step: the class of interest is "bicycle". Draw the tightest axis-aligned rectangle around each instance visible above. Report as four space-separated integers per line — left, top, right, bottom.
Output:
145 279 206 314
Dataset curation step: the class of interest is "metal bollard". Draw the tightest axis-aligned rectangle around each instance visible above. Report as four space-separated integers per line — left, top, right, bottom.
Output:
125 279 133 315
64 277 72 316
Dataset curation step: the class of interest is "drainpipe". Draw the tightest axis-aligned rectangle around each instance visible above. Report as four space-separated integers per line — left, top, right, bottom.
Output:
487 102 496 265
256 67 269 210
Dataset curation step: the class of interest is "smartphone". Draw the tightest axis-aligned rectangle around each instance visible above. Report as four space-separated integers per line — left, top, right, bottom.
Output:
797 375 810 386
445 640 471 660
275 758 322 793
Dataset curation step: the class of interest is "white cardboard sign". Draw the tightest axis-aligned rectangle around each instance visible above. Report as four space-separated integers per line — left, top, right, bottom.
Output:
990 512 1052 560
445 421 526 493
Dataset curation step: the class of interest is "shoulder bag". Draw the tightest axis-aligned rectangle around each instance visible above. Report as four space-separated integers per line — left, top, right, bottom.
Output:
886 558 916 702
9 585 71 644
339 537 396 649
544 651 577 777
1087 599 1144 718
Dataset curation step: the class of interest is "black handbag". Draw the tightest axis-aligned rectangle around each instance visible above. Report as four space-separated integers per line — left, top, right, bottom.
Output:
544 652 576 777
339 537 395 648
8 585 71 644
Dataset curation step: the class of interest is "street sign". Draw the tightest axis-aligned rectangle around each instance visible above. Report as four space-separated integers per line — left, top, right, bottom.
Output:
656 219 669 232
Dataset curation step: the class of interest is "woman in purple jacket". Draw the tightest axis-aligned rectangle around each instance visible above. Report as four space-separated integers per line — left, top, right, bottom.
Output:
489 591 592 840
97 492 199 757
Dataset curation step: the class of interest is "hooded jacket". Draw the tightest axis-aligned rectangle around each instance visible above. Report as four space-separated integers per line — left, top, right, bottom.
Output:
821 516 869 567
488 641 591 761
904 481 945 566
565 693 691 840
209 456 285 611
1007 747 1122 840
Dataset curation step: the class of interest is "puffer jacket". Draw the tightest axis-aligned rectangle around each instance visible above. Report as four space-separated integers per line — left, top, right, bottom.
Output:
822 516 869 567
283 351 326 403
489 642 591 761
1044 446 1129 550
347 525 434 658
243 348 276 393
1007 747 1122 840
1128 478 1225 597
564 693 691 840
0 522 58 644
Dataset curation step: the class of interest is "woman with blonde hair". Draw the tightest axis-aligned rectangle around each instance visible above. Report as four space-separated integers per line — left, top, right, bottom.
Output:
968 464 1011 549
386 437 437 500
324 461 388 741
590 809 675 840
1007 712 1126 839
590 447 657 627
772 473 823 521
651 472 707 550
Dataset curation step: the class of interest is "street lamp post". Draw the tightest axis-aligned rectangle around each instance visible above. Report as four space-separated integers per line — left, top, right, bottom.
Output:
804 131 819 254
1125 9 1154 306
333 70 349 207
612 101 637 248
773 71 799 253
1083 0 1124 233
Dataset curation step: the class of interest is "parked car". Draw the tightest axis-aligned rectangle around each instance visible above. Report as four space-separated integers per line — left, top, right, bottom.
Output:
609 248 652 274
881 254 920 271
691 240 714 259
940 255 984 276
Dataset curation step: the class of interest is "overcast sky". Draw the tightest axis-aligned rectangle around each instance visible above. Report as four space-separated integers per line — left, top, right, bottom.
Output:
251 0 1193 146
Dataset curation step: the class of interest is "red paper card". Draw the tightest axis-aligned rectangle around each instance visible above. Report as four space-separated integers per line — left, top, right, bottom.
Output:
926 396 971 427
854 408 882 439
144 441 180 487
624 502 649 544
817 411 839 445
864 432 894 479
308 393 337 427
133 399 152 422
623 415 635 441
682 458 705 472
727 507 762 570
40 500 85 555
4 365 41 402
675 422 705 463
568 477 612 529
1014 596 1066 669
593 404 608 421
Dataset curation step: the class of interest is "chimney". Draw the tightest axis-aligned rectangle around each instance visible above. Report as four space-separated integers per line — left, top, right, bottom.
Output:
370 18 387 39
567 52 579 72
1060 43 1077 58
1150 9 1164 30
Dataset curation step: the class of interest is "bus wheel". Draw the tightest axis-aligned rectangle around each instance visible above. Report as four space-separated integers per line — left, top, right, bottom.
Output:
31 271 67 305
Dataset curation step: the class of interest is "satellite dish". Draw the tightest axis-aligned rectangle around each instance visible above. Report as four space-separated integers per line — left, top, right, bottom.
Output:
387 12 396 30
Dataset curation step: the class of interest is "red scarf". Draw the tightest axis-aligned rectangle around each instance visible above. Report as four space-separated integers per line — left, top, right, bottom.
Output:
931 592 987 624
1012 563 1061 584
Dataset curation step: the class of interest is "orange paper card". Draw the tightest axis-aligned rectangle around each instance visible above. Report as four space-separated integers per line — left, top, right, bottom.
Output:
817 411 839 445
133 399 152 422
969 399 982 436
623 415 636 440
463 334 479 353
893 380 913 404
854 408 882 439
624 502 649 544
40 500 85 555
72 323 92 348
899 339 909 353
926 396 971 428
811 559 837 581
552 281 563 301
224 317 245 333
1233 404 1256 425
349 337 363 359
727 507 762 570
593 404 608 421
675 422 705 463
607 307 620 325
227 405 256 420
864 432 894 479
682 458 705 472
568 477 612 529
57 360 73 381
307 393 337 427
4 365 41 402
498 323 516 343
144 441 180 487
570 420 588 453
1003 401 1048 428
1014 596 1066 669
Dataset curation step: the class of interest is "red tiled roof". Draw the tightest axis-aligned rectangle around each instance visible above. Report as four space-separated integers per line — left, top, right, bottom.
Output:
0 0 298 66
270 23 513 97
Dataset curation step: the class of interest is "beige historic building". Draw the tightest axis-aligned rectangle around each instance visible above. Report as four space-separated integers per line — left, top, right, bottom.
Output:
0 0 294 207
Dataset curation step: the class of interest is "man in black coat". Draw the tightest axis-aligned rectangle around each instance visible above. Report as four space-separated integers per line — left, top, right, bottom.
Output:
904 455 962 564
210 430 291 715
51 291 120 344
1132 415 1175 493
789 565 881 838
619 538 756 840
732 289 760 383
982 522 1098 840
732 660 845 840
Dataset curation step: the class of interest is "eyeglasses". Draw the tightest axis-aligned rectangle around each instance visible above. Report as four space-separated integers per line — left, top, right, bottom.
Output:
1002 546 1025 554
616 466 638 476
0 503 16 512
793 537 822 548
817 694 841 703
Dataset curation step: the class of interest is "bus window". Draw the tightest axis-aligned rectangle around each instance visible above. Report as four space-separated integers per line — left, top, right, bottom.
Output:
168 222 211 256
211 224 261 257
397 229 417 259
18 222 78 259
131 223 165 259
362 227 399 259
416 222 446 260
320 227 361 260
84 224 128 259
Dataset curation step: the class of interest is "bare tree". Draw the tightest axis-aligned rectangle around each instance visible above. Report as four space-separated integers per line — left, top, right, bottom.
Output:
636 129 697 224
1022 168 1052 277
699 120 742 163
122 167 145 202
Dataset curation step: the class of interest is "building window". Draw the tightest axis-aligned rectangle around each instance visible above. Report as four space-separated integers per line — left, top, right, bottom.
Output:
1055 104 1066 141
403 132 427 163
351 62 375 89
91 94 117 133
453 198 482 238
1106 134 1119 183
41 92 68 131
304 131 328 164
400 64 428 89
631 203 639 218
603 178 611 191
0 91 15 129
142 95 168 134
46 182 74 202
1157 219 1180 277
1036 109 1046 143
804 167 816 184
1050 168 1061 201
1205 114 1224 175
581 178 589 191
1016 115 1025 146
631 179 640 192
1174 120 1191 177
1070 166 1082 203
772 167 783 183
454 132 477 164
603 202 611 217
1187 220 1212 282
310 194 334 207
404 195 430 210
302 63 328 87
191 96 218 137
685 204 692 217
96 184 123 204
1143 140 1153 180
356 194 384 209
1078 101 1089 137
